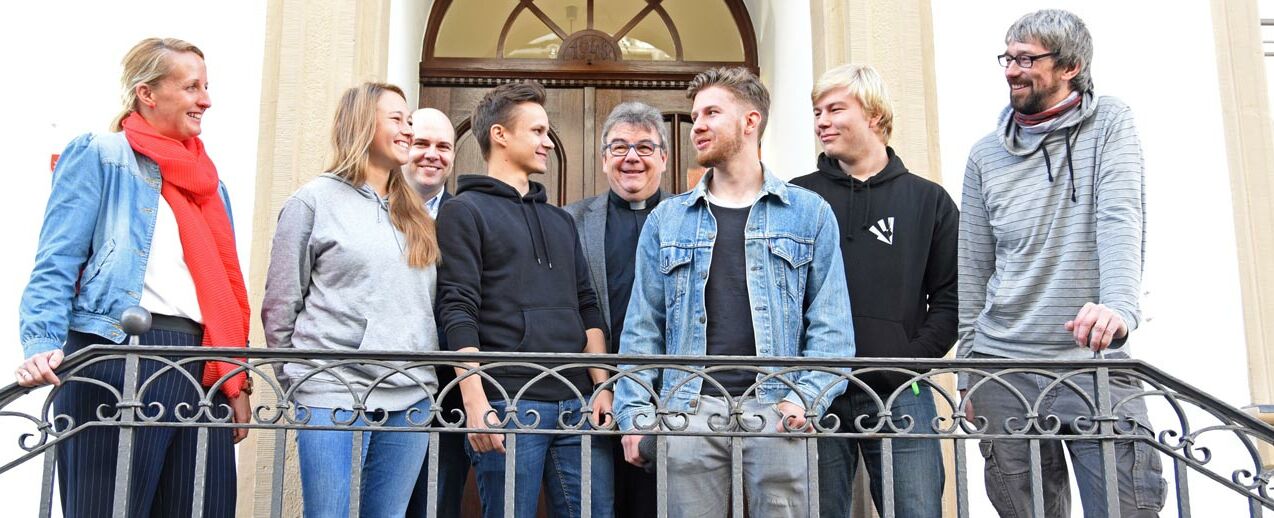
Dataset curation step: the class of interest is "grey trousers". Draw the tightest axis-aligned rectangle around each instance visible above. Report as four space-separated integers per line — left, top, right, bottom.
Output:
664 395 812 518
969 352 1167 518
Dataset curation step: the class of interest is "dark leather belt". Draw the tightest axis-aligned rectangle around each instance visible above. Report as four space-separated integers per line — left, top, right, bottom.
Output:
150 313 204 337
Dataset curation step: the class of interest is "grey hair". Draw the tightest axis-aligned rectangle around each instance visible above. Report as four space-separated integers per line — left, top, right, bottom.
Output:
599 101 669 152
1005 9 1093 93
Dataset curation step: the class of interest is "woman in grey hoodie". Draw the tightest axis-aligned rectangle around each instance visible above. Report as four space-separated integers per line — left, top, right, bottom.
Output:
262 82 441 518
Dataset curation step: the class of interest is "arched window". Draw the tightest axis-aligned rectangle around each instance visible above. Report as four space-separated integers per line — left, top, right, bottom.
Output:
421 0 758 87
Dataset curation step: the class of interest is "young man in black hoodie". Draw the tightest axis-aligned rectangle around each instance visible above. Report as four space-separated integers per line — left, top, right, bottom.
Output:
791 63 958 518
436 81 614 518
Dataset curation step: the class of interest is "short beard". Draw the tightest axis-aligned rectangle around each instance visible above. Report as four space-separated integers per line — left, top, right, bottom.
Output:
696 132 743 169
1010 82 1062 115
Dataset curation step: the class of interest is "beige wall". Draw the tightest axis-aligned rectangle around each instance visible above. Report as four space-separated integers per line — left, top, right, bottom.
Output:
240 1 391 516
810 0 942 183
1212 0 1274 459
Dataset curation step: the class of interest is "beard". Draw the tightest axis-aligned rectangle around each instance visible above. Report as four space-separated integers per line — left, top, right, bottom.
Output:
1010 81 1062 115
695 130 743 168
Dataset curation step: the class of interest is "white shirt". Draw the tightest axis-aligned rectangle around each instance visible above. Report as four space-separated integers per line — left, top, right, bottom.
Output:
139 197 203 322
424 188 446 218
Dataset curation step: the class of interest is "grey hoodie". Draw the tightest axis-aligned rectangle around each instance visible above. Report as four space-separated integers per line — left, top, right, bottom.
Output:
957 92 1146 362
262 174 438 411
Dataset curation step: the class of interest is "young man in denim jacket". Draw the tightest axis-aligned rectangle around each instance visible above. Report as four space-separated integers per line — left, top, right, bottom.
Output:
613 67 855 518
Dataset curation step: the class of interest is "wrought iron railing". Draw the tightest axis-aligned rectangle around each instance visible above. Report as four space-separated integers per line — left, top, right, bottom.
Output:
3 341 1273 517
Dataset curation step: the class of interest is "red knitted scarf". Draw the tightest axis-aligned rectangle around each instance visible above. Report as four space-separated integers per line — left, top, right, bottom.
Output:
1013 93 1082 127
121 113 248 398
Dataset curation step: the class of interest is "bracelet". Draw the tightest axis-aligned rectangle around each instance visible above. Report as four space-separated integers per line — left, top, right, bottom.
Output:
240 375 254 396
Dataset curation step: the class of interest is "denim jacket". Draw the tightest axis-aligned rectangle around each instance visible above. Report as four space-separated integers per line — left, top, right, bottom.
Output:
19 132 233 357
613 166 854 432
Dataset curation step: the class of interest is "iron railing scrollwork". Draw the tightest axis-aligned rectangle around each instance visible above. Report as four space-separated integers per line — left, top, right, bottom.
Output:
3 345 1273 517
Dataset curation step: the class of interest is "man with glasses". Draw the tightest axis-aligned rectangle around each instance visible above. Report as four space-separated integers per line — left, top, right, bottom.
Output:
958 9 1163 517
564 101 668 518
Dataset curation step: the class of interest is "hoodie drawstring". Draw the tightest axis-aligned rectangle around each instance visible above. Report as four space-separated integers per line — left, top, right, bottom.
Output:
518 199 554 269
1039 127 1078 202
1064 127 1077 202
859 181 874 234
531 203 554 269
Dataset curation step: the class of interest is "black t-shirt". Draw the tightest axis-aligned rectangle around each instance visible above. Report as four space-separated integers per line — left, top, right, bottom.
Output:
704 203 758 397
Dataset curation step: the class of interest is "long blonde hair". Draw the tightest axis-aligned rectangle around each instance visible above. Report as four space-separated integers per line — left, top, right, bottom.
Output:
110 37 204 131
328 82 439 268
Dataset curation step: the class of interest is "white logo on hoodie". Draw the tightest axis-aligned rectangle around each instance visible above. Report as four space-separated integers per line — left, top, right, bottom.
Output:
869 217 895 245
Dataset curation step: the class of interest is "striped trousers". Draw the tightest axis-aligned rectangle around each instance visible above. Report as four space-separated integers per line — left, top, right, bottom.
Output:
54 328 236 518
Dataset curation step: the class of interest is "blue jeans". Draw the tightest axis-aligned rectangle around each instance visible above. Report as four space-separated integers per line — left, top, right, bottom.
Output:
466 399 614 518
818 388 944 518
296 398 432 518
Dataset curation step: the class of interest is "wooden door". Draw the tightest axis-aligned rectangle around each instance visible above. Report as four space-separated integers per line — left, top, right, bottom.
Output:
421 86 697 207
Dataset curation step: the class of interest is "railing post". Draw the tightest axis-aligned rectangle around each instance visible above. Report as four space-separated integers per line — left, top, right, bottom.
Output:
581 433 592 518
38 441 56 518
110 352 141 517
1095 366 1122 518
111 305 151 516
656 434 668 518
1174 455 1192 517
504 431 516 518
426 430 440 518
805 435 819 517
955 437 969 518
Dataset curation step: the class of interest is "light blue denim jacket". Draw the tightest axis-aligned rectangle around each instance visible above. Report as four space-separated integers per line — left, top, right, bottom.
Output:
614 166 855 432
19 132 233 357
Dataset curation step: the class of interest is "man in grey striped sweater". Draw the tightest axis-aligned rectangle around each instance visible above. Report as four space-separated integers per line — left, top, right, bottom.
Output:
957 9 1165 517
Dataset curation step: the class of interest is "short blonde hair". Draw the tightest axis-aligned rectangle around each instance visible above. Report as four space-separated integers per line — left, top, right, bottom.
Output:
111 38 205 132
811 64 894 144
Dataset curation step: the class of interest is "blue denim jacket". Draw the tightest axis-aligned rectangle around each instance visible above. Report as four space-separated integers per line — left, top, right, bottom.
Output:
19 132 233 357
614 166 855 431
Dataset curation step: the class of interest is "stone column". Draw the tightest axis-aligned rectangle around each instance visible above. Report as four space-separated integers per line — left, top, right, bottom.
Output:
1211 0 1274 465
809 0 941 183
239 1 391 516
809 3 948 517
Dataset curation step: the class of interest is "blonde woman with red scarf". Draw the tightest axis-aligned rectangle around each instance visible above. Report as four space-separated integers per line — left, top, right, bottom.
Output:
18 38 249 517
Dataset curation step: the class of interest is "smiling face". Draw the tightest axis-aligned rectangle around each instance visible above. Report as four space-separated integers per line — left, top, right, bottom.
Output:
602 123 666 202
405 108 455 196
499 102 555 175
138 51 210 140
368 91 414 171
813 86 884 162
1004 39 1076 114
690 86 753 168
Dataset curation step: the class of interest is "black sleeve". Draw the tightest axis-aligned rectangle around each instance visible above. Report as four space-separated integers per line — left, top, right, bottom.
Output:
573 225 608 336
436 200 484 350
910 190 959 358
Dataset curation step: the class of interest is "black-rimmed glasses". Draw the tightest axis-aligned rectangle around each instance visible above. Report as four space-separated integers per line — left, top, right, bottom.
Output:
997 52 1056 69
604 140 663 157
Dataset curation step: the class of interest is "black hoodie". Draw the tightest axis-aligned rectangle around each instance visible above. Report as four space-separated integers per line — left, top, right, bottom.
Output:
436 175 607 401
791 148 958 395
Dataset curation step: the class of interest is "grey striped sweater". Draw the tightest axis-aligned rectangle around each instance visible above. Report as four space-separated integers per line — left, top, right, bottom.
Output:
957 92 1146 361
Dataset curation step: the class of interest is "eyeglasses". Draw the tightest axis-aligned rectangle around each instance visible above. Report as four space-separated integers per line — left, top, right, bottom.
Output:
604 140 663 157
997 52 1056 69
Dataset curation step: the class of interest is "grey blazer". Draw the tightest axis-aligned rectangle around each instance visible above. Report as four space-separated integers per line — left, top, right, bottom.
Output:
563 194 613 324
563 190 668 330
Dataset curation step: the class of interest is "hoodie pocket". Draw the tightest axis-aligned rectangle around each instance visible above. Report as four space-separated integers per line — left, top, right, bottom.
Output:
851 316 912 358
519 306 586 354
851 316 919 391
